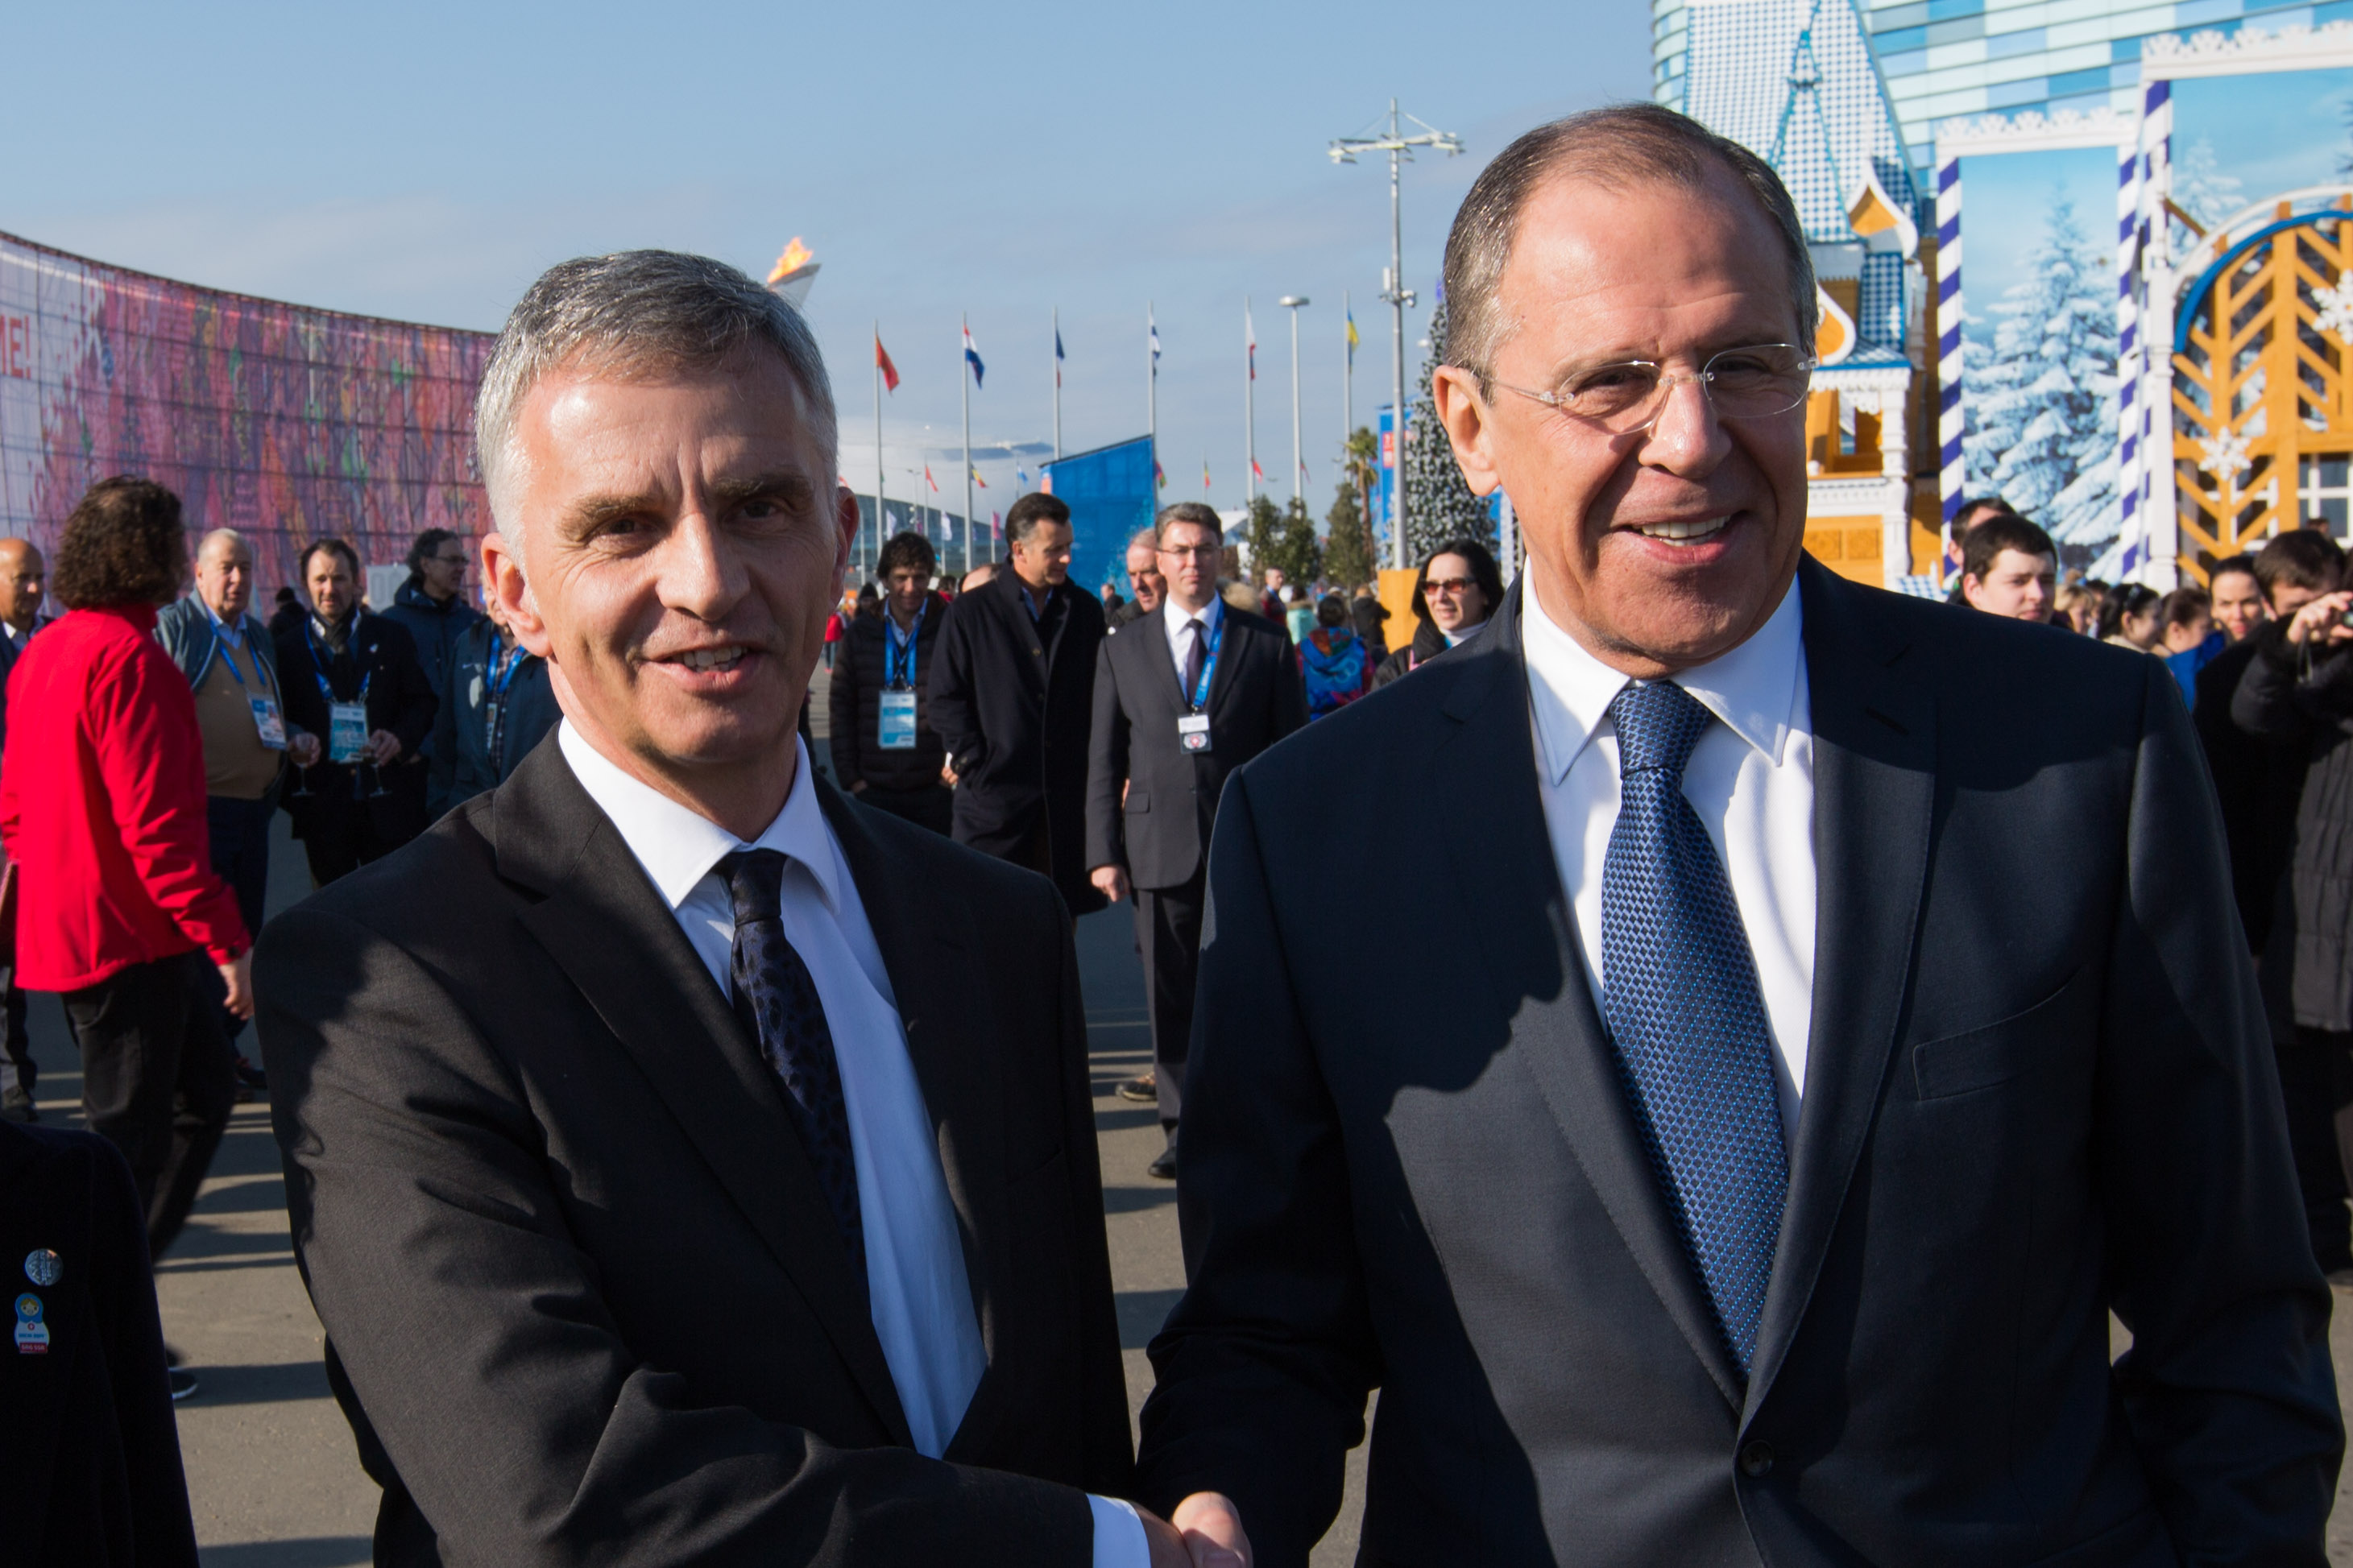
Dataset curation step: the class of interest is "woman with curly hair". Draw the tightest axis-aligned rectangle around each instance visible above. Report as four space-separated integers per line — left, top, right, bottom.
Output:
0 476 250 1392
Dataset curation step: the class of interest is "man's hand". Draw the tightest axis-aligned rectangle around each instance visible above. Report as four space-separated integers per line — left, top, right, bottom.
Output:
1137 1493 1250 1568
218 951 254 1020
2285 590 2353 648
848 780 868 795
286 729 322 768
1092 864 1131 903
940 759 959 787
367 728 404 766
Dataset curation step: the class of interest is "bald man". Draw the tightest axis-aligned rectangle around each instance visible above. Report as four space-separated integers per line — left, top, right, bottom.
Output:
0 538 41 1121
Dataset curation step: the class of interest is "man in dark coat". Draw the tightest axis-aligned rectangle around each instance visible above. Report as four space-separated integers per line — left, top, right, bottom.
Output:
1086 503 1303 1180
273 539 438 885
426 596 560 816
928 492 1108 917
374 527 483 722
828 531 954 835
0 1114 199 1566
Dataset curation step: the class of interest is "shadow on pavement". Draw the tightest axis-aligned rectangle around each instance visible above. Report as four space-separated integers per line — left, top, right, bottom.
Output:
199 1537 371 1567
178 1360 333 1407
1117 1287 1183 1350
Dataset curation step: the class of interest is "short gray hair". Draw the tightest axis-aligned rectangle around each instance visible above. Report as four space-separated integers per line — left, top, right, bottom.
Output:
1153 502 1222 546
474 250 838 525
197 527 250 561
1443 104 1817 383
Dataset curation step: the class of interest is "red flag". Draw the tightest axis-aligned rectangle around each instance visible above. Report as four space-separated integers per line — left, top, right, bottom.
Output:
1250 457 1265 482
924 464 938 493
875 333 901 392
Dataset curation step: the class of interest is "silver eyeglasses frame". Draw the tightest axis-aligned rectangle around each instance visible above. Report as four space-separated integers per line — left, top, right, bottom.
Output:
1488 342 1819 434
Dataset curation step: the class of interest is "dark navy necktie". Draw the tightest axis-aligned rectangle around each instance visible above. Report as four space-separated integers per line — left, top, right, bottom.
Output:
719 850 865 1280
1600 680 1788 1374
1183 617 1208 704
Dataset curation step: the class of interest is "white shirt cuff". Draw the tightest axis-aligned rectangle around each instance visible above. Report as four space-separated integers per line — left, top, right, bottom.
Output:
1088 1493 1151 1568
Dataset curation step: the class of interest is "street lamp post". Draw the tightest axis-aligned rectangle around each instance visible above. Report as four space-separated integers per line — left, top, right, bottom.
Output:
1278 296 1309 511
1330 99 1463 570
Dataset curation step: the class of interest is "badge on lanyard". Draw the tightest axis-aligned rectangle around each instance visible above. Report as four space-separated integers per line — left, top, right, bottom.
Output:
249 695 288 750
14 1293 48 1355
329 702 370 763
879 689 918 750
1178 712 1212 754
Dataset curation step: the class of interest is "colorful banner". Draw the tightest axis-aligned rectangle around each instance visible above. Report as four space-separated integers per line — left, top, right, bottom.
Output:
0 228 491 598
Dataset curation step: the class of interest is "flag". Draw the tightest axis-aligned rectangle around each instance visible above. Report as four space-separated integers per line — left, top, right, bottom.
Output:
925 464 939 493
963 324 985 388
971 465 988 490
1015 465 1030 488
1246 306 1257 381
1150 311 1162 374
1345 307 1360 365
1054 325 1065 388
1250 457 1265 482
874 332 900 392
991 509 1001 536
1202 457 1212 494
1154 457 1166 490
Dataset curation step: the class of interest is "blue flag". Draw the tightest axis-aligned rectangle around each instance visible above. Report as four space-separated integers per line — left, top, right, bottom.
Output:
963 324 985 388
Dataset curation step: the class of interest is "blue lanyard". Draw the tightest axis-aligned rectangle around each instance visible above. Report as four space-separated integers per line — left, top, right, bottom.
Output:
204 609 254 691
1183 614 1224 711
884 601 926 689
304 617 371 710
487 640 525 705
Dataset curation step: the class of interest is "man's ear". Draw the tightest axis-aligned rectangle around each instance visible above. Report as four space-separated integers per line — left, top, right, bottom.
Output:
1432 365 1501 497
483 532 549 659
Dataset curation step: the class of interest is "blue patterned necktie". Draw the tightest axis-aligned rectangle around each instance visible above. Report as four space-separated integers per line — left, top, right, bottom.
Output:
719 850 865 1281
1600 680 1788 1374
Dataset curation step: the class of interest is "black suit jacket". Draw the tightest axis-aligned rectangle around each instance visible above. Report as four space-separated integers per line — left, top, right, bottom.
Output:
272 610 438 843
928 572 1107 914
257 738 1133 1566
1137 560 2340 1566
0 1121 197 1568
1085 603 1303 890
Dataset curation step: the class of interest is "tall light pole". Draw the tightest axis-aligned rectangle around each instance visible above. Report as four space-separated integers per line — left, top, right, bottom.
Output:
1278 296 1309 510
1331 99 1463 569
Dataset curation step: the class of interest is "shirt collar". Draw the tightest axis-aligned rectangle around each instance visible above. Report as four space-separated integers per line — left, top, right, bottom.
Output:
1162 593 1224 641
1522 573 1804 787
557 722 844 916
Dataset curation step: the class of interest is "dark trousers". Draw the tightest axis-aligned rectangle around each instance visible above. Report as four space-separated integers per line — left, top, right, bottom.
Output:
205 793 274 1044
63 952 235 1259
2279 1027 2353 1270
0 979 31 1099
857 783 955 836
1137 867 1208 1131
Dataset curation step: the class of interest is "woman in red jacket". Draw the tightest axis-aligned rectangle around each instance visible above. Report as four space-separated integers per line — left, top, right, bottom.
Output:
0 477 251 1295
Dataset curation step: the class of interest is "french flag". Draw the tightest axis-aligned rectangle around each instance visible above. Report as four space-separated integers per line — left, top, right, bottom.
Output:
963 325 985 388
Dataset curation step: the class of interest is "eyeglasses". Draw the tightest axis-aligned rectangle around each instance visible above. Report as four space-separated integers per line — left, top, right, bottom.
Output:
1423 577 1477 597
433 553 470 567
1157 544 1220 560
1490 343 1816 434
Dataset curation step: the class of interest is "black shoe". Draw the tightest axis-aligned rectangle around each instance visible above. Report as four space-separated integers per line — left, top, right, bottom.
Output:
0 1087 35 1123
234 1056 268 1091
1116 1074 1156 1103
168 1369 200 1401
1147 1145 1177 1181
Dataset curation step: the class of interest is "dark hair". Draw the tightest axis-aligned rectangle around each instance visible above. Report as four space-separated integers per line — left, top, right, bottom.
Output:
2208 552 2258 589
1960 515 2056 584
2160 585 2211 633
300 538 362 584
1412 537 1506 624
1154 501 1222 545
1953 496 2018 531
1005 492 1070 544
52 476 185 610
1315 592 1348 629
405 527 462 581
2255 528 2345 602
877 531 937 578
2096 583 2160 640
273 585 296 606
1444 104 1817 382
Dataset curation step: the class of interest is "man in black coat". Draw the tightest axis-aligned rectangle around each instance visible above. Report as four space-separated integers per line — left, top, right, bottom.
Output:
259 250 1228 1566
0 1119 198 1567
828 530 953 835
273 539 437 884
1137 107 2337 1567
929 491 1108 917
1087 503 1303 1179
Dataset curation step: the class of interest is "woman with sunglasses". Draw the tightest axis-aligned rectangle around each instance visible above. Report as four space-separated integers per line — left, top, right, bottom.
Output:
1372 537 1506 689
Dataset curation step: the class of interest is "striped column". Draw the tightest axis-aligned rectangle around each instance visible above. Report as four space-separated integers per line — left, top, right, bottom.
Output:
2115 132 2140 584
1936 153 1964 589
2131 81 2176 585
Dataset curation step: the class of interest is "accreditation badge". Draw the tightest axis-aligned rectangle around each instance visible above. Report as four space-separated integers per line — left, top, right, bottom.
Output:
14 1293 47 1355
328 701 369 763
1177 712 1212 755
249 694 288 751
878 689 918 751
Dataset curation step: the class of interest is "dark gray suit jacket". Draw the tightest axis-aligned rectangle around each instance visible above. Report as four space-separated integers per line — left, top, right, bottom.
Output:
1085 603 1303 891
258 738 1133 1566
1137 559 2340 1566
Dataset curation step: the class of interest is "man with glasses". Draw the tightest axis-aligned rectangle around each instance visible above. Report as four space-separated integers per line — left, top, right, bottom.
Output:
1137 105 2334 1566
1084 503 1303 1180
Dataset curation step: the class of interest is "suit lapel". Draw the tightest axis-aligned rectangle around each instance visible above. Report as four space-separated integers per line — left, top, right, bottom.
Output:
815 781 1016 1454
494 746 915 1447
1440 585 1747 1407
1203 609 1245 718
1742 560 1937 1413
989 577 1047 691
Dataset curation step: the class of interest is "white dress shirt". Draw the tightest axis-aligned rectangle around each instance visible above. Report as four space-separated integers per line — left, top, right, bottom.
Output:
557 724 1146 1566
1521 581 1817 1138
1161 593 1225 695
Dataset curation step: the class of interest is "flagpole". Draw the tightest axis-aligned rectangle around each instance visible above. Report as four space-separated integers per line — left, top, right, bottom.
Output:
872 321 884 583
1244 296 1256 508
961 312 974 581
1052 306 1063 461
1148 301 1158 470
1343 290 1353 447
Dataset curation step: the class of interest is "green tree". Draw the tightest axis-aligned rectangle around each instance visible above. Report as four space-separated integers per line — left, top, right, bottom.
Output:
1324 429 1378 589
1242 493 1284 585
1402 296 1498 564
1274 496 1324 586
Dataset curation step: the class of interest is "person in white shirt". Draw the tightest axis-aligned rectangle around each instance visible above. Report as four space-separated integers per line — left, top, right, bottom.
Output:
257 250 1245 1568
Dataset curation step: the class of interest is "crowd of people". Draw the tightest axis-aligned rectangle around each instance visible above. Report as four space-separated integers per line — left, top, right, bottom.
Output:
2 101 2347 1568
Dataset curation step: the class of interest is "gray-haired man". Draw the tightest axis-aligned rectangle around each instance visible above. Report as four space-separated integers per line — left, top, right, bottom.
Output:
258 251 1241 1567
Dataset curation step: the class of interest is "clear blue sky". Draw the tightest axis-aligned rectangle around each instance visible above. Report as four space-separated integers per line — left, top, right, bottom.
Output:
9 2 1647 527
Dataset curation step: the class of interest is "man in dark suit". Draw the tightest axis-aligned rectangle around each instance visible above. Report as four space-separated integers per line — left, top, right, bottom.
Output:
0 536 43 1122
259 250 1232 1566
1087 503 1303 1180
930 491 1108 918
828 530 955 835
1137 105 2339 1566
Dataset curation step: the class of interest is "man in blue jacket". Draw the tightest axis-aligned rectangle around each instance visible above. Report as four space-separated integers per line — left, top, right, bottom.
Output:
428 594 558 815
377 527 483 754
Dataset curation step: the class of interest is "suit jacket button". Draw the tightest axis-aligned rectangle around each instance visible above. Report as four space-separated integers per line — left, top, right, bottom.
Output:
1738 1441 1775 1478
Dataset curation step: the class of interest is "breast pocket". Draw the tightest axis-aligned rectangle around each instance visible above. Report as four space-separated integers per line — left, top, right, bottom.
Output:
1912 966 2087 1102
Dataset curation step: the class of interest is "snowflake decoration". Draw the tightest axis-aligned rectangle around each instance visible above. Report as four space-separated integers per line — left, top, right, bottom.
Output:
2314 275 2353 343
2198 428 2254 489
